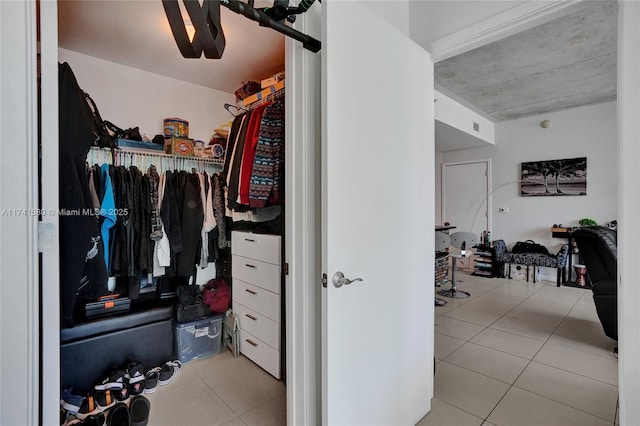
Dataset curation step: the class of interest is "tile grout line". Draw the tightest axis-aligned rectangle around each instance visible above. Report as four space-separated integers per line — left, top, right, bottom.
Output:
436 276 617 424
479 285 614 423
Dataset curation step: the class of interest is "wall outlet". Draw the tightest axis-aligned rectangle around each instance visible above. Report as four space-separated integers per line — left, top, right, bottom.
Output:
498 207 510 213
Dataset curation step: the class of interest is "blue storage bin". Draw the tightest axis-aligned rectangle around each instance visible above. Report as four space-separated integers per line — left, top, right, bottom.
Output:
116 138 164 151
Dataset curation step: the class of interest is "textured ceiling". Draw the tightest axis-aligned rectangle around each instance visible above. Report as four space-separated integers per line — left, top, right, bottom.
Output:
58 0 285 94
434 1 618 121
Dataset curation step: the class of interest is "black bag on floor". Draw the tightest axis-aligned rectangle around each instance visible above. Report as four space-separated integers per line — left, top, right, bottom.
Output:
512 239 549 255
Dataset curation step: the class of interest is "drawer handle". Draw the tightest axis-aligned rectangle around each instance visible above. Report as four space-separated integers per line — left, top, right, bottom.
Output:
245 314 258 321
245 264 257 269
244 238 256 243
245 289 257 295
246 339 258 347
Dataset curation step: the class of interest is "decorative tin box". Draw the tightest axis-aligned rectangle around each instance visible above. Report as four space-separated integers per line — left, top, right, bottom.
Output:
165 136 195 156
163 117 189 138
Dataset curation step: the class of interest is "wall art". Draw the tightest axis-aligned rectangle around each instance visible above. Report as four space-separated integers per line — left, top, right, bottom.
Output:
521 157 587 196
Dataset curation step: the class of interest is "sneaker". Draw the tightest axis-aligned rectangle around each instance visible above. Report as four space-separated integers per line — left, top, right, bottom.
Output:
126 358 145 395
60 387 85 414
95 366 127 391
113 385 130 404
126 358 145 385
93 389 116 411
61 388 100 420
143 367 161 394
158 360 182 386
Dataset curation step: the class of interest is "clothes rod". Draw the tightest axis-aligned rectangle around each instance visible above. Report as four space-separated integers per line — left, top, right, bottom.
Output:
220 0 321 53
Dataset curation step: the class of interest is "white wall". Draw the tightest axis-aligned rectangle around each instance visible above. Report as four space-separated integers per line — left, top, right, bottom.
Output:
58 48 236 143
439 101 617 267
363 1 410 36
435 90 495 144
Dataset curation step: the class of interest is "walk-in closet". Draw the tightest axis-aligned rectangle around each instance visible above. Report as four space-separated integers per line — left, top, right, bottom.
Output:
54 1 296 424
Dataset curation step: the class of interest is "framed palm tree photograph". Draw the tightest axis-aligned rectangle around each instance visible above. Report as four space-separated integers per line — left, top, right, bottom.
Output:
521 157 587 196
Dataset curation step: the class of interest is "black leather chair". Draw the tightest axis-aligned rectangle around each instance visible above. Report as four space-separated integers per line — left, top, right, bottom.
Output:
571 226 617 341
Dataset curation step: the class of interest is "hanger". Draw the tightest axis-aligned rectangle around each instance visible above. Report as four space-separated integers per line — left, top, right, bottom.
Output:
224 103 248 116
214 121 232 138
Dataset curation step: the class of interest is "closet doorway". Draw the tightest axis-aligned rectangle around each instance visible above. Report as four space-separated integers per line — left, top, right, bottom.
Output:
441 159 491 237
39 1 310 424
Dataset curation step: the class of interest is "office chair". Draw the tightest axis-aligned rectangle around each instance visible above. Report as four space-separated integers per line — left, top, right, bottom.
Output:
438 231 478 299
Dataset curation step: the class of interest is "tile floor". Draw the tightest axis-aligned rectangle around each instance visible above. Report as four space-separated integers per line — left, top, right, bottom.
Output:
145 350 285 426
419 272 619 426
146 272 618 426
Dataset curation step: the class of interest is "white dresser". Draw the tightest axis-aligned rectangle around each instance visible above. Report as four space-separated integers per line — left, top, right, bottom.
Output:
231 231 282 379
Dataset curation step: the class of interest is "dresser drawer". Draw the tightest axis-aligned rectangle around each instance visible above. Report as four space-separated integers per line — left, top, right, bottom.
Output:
239 329 281 379
233 302 280 350
233 280 280 322
232 255 281 294
232 231 281 264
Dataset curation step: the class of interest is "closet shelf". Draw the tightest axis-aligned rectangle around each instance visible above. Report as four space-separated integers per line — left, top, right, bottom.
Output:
243 80 285 107
89 146 225 168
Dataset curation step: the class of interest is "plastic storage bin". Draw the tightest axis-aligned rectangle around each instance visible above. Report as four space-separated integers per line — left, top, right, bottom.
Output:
174 314 223 363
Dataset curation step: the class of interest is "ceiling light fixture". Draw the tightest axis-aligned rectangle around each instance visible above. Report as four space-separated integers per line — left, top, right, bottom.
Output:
541 120 552 128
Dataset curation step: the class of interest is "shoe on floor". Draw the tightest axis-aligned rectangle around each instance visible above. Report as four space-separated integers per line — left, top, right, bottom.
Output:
113 385 130 404
61 387 100 420
158 360 182 386
142 367 161 394
130 395 151 426
80 412 106 426
95 366 127 391
92 389 116 411
105 403 130 426
60 387 85 414
126 358 145 395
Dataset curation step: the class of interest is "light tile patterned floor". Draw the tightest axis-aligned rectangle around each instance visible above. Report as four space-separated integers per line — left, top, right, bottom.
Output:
145 351 285 426
419 272 618 426
146 272 618 426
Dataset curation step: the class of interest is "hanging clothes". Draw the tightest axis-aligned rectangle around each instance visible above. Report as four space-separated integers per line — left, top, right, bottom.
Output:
239 102 272 205
100 163 116 273
175 172 204 277
59 62 107 327
249 101 285 207
226 111 252 212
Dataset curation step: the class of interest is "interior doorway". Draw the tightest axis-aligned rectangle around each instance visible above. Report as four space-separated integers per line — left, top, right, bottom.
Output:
441 159 490 238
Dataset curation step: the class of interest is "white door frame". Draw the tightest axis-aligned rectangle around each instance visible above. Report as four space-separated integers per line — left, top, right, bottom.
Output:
441 159 492 234
40 1 61 424
617 2 640 425
284 4 321 426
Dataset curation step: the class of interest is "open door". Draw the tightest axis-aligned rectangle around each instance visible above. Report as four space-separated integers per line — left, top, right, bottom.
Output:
321 2 435 424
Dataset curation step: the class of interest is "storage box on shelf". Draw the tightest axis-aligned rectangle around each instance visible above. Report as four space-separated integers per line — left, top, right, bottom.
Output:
472 244 498 278
231 231 282 379
164 136 195 156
